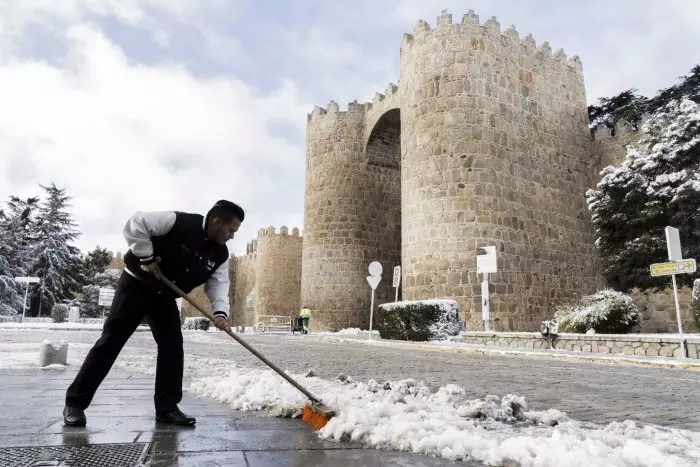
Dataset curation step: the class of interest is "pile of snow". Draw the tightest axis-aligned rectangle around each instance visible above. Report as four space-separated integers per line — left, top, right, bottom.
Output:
337 328 380 337
3 336 700 466
0 322 105 330
181 361 700 466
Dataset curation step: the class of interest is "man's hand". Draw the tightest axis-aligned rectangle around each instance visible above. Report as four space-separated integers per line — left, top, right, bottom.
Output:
213 316 230 332
140 262 162 280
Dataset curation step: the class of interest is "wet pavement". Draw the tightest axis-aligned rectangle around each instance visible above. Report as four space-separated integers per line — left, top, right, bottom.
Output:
0 366 469 466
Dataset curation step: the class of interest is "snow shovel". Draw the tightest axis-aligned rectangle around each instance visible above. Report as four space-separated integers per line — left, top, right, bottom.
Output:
158 275 335 430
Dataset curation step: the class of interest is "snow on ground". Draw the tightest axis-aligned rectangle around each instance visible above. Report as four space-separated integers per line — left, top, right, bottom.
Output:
312 327 381 339
308 332 700 369
0 342 92 368
3 335 700 465
105 349 700 466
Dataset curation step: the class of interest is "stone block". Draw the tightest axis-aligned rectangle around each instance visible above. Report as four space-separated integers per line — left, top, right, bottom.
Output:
39 340 68 367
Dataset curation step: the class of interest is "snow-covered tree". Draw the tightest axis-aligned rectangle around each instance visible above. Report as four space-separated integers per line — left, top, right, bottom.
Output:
0 197 39 316
80 268 121 318
586 98 700 292
0 254 22 317
29 183 83 316
1 196 40 277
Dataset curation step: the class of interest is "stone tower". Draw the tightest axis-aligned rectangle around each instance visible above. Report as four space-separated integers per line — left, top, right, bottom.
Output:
301 9 606 332
231 226 303 326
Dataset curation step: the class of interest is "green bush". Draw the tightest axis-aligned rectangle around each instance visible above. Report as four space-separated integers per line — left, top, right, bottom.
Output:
51 304 69 323
691 279 700 331
376 299 460 341
554 289 641 334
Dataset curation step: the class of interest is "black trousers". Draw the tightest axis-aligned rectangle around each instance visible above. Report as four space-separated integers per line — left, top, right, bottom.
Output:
65 271 184 413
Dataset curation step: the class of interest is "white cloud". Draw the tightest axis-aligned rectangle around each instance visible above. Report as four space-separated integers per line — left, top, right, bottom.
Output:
0 22 309 256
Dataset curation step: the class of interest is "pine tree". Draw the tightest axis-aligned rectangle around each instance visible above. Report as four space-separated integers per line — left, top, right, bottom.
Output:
0 252 23 317
587 63 700 136
2 196 40 276
82 246 113 282
0 197 39 317
29 183 83 316
586 98 700 292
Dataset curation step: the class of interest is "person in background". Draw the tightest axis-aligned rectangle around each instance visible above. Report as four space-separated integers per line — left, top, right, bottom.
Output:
299 306 311 334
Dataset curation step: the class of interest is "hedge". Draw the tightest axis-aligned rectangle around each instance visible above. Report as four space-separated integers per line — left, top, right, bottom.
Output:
376 299 460 341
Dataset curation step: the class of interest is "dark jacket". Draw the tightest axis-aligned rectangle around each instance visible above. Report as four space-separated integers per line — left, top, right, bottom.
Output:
122 210 230 319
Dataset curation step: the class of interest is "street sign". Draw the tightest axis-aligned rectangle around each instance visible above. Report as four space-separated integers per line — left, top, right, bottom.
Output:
14 276 40 284
392 265 401 288
392 265 401 302
476 246 497 274
651 226 695 358
649 259 696 277
368 261 383 276
665 226 682 261
15 276 40 322
98 287 115 307
367 261 383 340
366 275 381 290
476 246 497 331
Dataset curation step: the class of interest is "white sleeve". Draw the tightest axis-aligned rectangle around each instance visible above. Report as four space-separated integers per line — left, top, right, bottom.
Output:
123 211 176 262
205 257 230 318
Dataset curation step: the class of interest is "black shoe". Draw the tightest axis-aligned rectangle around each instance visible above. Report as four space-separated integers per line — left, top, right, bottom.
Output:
155 407 196 426
63 406 86 426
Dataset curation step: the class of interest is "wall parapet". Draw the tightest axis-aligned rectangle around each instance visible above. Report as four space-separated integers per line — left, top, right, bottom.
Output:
400 9 583 77
590 114 652 141
456 332 700 359
306 81 402 123
256 225 302 237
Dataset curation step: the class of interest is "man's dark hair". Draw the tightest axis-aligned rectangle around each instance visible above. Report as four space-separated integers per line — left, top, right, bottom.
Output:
207 200 245 223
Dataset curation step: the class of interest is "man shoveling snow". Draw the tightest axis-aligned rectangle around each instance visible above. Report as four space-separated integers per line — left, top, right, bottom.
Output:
62 200 245 427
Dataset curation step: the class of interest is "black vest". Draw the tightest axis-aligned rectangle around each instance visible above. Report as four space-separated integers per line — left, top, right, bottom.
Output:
124 212 229 297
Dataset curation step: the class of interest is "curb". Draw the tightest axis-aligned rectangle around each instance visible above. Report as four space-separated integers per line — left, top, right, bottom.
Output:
314 335 700 371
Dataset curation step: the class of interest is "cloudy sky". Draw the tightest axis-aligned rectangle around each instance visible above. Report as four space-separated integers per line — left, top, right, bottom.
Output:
1 0 698 257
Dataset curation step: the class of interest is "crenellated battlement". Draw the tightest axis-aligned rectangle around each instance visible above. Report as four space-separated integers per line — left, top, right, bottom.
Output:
307 81 402 122
256 225 302 238
400 9 583 76
241 225 302 256
590 114 651 141
307 99 367 123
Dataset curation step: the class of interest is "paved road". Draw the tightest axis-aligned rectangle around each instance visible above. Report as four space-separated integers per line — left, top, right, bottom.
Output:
4 329 699 432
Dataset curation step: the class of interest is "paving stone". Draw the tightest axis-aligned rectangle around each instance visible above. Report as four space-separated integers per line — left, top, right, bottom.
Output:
0 363 476 466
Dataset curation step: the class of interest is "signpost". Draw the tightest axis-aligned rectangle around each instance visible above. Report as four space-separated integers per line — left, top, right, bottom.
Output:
98 287 115 318
14 276 40 323
392 265 401 302
366 261 382 340
648 226 696 358
476 246 497 332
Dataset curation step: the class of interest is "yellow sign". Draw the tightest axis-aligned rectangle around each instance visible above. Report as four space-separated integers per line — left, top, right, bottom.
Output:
649 259 696 277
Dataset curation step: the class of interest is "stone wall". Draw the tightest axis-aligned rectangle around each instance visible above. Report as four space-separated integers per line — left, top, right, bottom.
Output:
398 10 603 331
231 252 256 326
254 226 303 320
631 286 699 333
589 118 646 169
230 227 303 326
457 331 700 359
181 285 211 317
